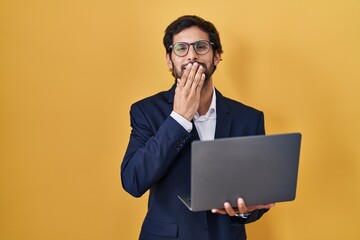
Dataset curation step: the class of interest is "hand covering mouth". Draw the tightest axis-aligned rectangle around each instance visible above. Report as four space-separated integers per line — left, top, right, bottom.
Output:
181 61 207 70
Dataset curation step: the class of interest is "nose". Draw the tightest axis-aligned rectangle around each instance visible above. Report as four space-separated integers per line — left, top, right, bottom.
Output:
186 45 198 62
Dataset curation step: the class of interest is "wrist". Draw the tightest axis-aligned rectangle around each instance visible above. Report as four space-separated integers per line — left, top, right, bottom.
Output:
170 111 193 133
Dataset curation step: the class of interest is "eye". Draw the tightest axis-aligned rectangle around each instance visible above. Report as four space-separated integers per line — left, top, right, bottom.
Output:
174 43 188 52
195 41 209 51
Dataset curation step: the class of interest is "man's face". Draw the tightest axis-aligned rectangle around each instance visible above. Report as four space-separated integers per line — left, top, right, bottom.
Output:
166 26 221 82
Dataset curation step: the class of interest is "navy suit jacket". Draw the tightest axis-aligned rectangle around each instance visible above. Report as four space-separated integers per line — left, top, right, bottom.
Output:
121 84 268 240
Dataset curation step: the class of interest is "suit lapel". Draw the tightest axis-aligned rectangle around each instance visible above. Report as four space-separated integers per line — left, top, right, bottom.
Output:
164 84 176 105
162 84 177 116
214 89 232 138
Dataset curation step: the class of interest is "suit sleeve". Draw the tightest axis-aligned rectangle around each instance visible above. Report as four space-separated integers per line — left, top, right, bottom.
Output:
121 103 192 198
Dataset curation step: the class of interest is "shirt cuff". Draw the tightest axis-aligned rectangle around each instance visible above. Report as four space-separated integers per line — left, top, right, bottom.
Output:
170 111 193 133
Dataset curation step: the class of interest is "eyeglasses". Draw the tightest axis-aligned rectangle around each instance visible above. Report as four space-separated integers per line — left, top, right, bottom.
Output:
169 40 215 57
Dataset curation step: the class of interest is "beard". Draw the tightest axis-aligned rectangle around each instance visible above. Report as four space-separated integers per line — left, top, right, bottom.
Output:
171 59 216 84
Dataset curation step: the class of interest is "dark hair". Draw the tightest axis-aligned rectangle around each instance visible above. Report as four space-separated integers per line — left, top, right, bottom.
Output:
163 15 223 55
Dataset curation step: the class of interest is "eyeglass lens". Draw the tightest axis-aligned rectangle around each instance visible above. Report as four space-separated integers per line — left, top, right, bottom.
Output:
172 41 211 56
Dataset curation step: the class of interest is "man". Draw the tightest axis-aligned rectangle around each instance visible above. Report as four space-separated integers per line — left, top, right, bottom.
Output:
121 15 275 240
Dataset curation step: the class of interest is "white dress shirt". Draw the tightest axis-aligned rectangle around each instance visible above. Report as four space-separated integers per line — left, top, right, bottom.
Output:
170 88 217 141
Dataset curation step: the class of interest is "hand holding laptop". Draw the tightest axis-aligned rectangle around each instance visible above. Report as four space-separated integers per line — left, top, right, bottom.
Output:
211 198 275 216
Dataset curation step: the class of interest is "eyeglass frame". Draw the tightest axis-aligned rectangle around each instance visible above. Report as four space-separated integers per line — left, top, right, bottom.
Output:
169 40 215 57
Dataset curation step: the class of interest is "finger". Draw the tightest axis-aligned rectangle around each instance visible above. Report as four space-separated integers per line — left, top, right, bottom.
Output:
211 208 227 215
244 203 275 214
184 62 199 88
179 63 192 87
191 65 204 92
224 202 237 216
237 198 248 214
254 203 276 209
196 73 206 93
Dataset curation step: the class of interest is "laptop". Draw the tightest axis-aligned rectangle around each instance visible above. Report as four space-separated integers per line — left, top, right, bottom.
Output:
178 132 302 211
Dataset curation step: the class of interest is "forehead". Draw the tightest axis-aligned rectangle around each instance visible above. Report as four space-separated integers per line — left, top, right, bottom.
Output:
173 26 210 43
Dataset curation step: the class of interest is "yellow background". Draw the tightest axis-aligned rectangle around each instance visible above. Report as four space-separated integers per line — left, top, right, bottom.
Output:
1 0 359 239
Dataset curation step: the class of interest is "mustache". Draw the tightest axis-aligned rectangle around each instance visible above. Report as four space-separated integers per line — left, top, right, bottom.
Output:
180 61 207 70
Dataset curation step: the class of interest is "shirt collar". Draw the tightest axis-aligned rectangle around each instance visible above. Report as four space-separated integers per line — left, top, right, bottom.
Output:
193 87 217 121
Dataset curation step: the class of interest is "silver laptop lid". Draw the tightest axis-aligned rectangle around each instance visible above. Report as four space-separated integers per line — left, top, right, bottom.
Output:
188 133 301 211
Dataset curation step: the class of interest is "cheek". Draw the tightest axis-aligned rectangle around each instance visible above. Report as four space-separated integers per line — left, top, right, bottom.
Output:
172 59 183 71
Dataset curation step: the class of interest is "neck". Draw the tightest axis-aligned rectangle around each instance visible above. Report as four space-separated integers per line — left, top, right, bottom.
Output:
198 79 214 116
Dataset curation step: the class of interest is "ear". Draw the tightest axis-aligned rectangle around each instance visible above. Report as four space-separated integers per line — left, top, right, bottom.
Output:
166 53 173 69
213 52 222 66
